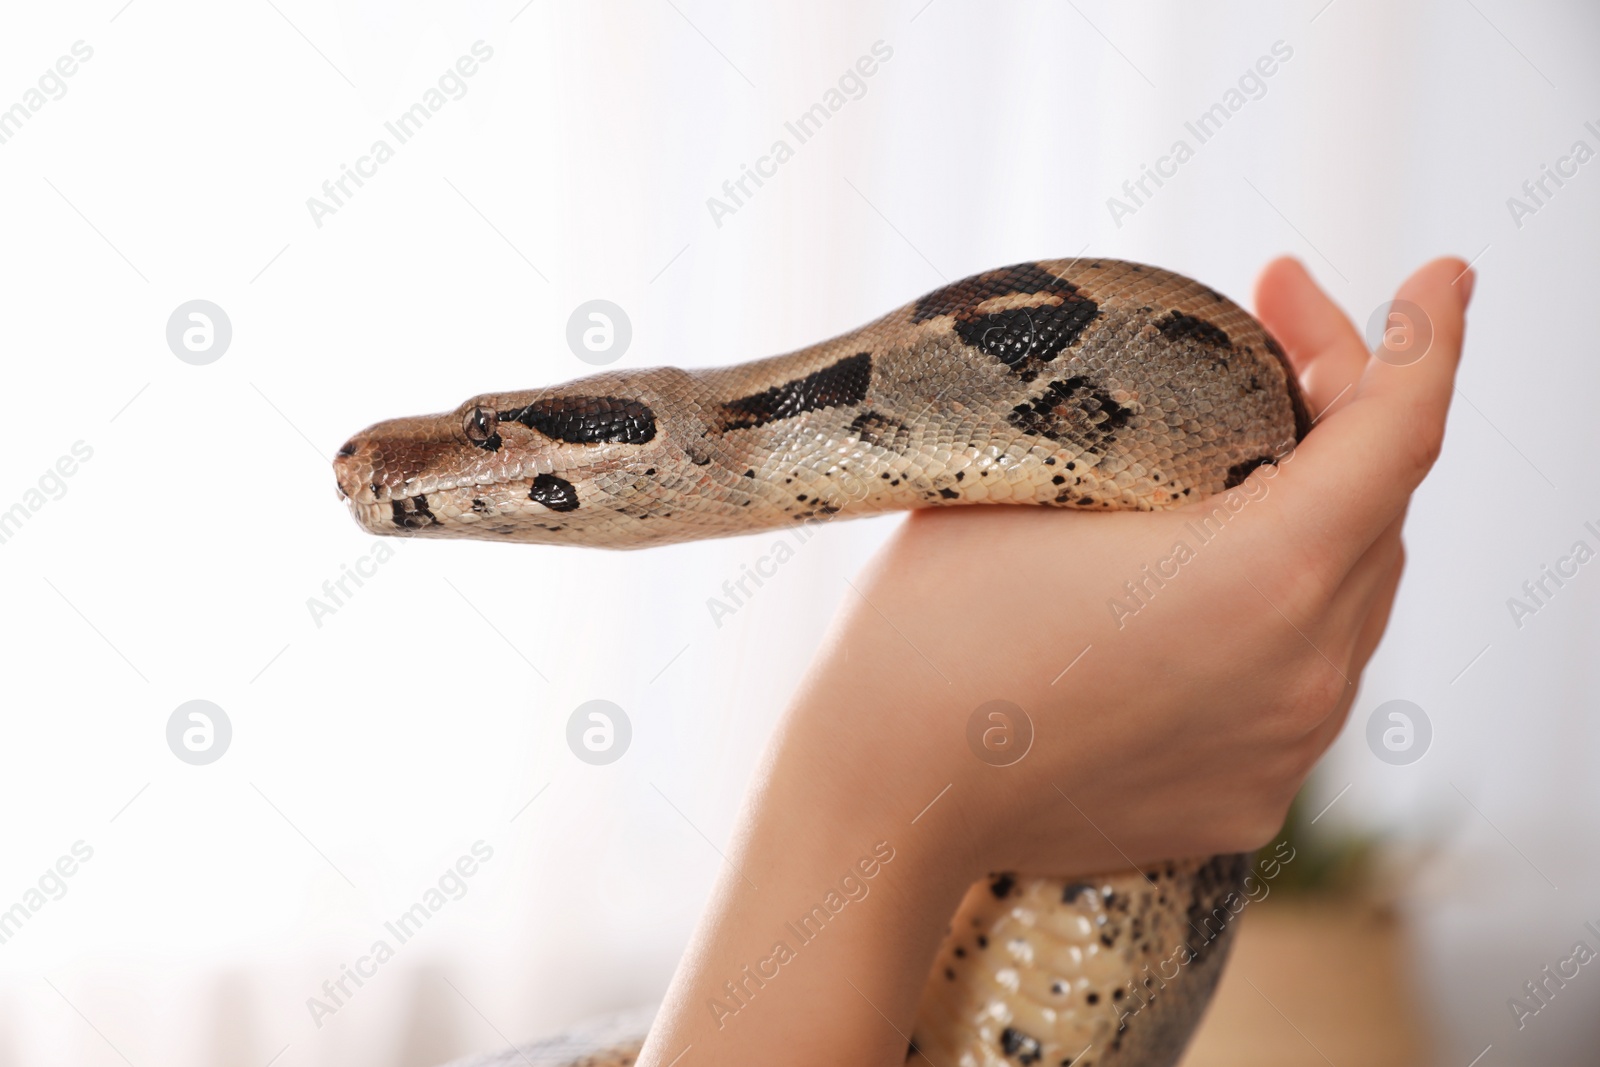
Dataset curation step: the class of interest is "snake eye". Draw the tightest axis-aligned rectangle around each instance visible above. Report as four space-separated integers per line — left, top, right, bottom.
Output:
464 405 501 451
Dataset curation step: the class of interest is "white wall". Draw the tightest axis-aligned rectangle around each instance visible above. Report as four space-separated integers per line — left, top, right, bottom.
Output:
0 1 1595 1064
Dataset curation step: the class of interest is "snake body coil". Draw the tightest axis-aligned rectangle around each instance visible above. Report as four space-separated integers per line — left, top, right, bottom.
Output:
337 259 1310 1067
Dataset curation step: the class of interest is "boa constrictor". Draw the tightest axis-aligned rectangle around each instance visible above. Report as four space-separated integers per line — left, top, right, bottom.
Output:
334 259 1311 1067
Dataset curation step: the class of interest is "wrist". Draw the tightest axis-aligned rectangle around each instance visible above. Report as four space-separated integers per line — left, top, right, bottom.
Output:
780 625 1092 885
639 676 979 1065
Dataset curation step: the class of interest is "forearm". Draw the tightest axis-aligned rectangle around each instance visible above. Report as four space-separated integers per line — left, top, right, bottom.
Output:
638 677 978 1067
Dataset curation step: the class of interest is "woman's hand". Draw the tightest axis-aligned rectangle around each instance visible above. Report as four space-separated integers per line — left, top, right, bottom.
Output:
639 256 1472 1067
789 254 1470 876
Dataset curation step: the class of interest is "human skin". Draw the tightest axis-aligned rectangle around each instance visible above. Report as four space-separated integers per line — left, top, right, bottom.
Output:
636 257 1473 1067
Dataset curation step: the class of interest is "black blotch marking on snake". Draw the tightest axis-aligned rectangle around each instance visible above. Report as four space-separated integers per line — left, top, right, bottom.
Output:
1008 376 1137 453
911 263 1077 322
959 304 1100 379
1062 882 1094 904
1261 330 1315 441
721 351 873 430
999 1026 1043 1065
390 495 436 529
990 873 1016 898
1182 853 1251 967
1224 455 1275 489
683 439 717 467
529 473 580 512
911 262 1101 379
848 409 911 446
502 396 656 445
1156 310 1233 350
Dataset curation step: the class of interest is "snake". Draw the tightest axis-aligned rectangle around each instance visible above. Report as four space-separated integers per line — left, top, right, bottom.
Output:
333 259 1311 1067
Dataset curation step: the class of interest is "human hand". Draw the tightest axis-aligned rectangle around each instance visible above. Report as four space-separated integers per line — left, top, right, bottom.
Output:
639 256 1472 1067
808 254 1473 876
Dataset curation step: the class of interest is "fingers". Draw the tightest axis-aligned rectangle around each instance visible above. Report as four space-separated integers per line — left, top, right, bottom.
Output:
1253 257 1369 419
1269 256 1473 569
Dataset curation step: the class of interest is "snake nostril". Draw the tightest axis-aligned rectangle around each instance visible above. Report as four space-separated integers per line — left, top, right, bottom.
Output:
332 444 360 500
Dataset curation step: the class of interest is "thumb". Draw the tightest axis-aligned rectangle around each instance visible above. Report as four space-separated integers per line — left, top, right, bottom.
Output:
1269 257 1473 567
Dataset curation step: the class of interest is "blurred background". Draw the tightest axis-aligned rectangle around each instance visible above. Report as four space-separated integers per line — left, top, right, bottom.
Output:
1 1 1596 1064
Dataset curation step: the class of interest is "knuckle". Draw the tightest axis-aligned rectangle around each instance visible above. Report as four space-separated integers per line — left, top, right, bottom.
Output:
1224 797 1294 854
1289 656 1349 723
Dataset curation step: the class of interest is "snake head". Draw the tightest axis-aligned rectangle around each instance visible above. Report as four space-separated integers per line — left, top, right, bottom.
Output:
333 370 706 548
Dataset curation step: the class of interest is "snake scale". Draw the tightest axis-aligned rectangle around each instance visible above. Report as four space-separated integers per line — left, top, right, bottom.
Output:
334 259 1311 1067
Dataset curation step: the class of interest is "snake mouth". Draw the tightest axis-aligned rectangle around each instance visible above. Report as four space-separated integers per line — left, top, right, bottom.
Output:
340 470 591 538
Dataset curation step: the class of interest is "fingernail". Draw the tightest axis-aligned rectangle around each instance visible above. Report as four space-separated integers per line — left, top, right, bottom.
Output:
1458 268 1476 308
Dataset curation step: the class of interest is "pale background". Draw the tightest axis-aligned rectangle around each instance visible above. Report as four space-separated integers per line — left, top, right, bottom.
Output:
1 1 1597 1065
